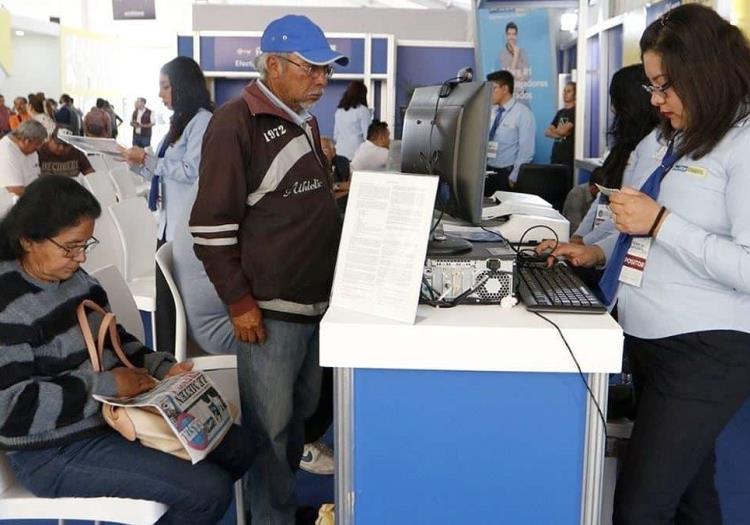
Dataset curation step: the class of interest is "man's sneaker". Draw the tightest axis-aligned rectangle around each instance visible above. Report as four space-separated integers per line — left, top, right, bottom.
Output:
300 440 335 476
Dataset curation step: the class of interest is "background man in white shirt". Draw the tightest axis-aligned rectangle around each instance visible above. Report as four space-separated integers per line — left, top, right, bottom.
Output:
350 120 390 171
0 119 47 197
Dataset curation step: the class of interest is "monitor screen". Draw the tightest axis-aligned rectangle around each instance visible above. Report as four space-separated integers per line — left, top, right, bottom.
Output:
400 81 491 225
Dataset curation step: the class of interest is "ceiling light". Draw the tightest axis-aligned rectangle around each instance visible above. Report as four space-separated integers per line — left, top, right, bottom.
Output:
561 13 577 32
15 30 25 36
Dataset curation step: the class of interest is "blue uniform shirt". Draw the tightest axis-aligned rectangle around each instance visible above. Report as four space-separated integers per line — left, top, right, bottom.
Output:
486 97 536 183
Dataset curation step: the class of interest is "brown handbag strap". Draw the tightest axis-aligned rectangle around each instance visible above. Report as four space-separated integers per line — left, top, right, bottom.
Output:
77 299 135 372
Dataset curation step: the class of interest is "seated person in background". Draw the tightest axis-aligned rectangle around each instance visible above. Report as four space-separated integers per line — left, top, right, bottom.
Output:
37 128 94 178
83 98 112 138
562 167 603 233
0 119 46 197
0 176 254 523
9 97 31 131
350 120 390 172
321 136 351 198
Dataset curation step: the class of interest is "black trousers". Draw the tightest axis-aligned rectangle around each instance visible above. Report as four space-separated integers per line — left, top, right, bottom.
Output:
304 366 333 443
613 331 750 525
484 166 513 197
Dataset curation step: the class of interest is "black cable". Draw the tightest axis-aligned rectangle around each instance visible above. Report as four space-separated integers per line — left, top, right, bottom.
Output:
533 311 609 441
479 224 560 262
421 273 490 308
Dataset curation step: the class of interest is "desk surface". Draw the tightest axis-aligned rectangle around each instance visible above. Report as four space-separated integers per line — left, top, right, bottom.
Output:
320 304 623 374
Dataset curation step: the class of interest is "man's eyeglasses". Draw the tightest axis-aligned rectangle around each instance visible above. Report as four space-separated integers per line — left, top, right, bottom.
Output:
48 236 100 258
642 81 673 96
277 56 335 80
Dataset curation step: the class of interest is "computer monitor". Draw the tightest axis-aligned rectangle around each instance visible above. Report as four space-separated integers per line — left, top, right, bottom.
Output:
400 81 492 225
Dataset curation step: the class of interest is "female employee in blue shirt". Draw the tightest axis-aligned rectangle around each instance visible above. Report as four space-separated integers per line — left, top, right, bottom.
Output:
122 56 213 353
543 5 750 523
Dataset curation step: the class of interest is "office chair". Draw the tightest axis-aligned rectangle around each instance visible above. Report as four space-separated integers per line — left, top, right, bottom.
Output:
515 163 572 212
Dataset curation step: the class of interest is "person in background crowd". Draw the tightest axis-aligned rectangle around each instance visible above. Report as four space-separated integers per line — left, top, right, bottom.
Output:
45 98 58 120
0 120 46 197
28 93 56 136
190 14 347 523
0 175 255 525
539 6 750 523
333 80 371 160
105 100 123 139
0 95 12 136
562 167 602 233
546 81 576 174
9 97 31 131
321 136 350 184
122 56 213 354
131 97 153 147
56 94 82 136
350 120 391 171
84 99 112 138
37 128 94 178
485 69 536 194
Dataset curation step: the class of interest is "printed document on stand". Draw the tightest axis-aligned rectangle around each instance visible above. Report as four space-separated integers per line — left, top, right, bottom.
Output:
330 170 438 324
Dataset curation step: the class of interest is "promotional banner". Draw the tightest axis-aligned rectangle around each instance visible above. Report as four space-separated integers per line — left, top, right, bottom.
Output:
476 7 557 164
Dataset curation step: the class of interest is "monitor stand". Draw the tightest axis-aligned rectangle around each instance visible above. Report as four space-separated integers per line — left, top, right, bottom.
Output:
428 225 473 256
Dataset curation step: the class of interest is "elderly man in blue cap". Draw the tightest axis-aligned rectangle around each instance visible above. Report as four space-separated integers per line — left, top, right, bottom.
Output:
190 14 348 524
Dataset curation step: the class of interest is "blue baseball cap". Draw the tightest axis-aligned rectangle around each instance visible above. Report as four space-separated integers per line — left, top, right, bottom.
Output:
261 15 349 67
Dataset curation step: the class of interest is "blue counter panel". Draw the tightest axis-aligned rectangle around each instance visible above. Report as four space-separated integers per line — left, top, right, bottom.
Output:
352 368 587 524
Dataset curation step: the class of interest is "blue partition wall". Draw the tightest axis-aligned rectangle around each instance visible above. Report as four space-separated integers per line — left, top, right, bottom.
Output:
394 46 476 139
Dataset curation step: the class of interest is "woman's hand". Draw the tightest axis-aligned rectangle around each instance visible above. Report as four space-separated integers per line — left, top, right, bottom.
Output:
609 187 666 236
121 146 147 166
536 241 605 268
165 361 194 378
112 367 156 397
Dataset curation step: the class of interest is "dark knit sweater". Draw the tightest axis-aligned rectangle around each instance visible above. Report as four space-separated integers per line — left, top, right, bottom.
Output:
0 260 175 450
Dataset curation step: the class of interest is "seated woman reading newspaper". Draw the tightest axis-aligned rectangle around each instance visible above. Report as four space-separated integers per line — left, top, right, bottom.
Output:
0 176 254 524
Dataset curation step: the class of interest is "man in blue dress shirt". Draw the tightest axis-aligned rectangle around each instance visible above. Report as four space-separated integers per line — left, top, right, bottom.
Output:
485 69 536 196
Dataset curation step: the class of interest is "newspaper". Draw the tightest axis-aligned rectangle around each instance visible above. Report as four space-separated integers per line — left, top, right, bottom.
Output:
58 135 124 158
93 371 233 464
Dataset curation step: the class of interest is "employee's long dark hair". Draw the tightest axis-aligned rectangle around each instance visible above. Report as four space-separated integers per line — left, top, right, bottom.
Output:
640 4 750 160
601 64 660 189
0 176 101 260
161 56 214 145
337 81 368 111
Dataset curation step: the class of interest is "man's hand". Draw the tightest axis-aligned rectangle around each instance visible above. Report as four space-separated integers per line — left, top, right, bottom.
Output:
165 361 194 378
609 187 665 236
231 306 267 344
112 367 156 397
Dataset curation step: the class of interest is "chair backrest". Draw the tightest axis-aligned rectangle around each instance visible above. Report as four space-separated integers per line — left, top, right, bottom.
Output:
81 207 125 275
108 198 157 281
90 264 145 341
0 190 14 219
81 171 118 208
515 163 572 212
109 166 139 201
154 242 188 361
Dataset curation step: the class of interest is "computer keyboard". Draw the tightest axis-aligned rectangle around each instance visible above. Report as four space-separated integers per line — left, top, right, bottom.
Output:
517 262 607 314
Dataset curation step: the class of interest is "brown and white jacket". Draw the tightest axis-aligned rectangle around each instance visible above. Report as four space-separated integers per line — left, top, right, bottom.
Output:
190 80 341 322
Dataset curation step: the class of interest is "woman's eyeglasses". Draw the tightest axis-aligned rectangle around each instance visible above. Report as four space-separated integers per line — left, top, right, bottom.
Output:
277 56 335 80
47 236 100 258
642 81 673 96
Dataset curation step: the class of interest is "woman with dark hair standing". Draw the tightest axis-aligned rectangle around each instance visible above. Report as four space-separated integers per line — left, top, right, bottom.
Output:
571 63 660 245
543 5 750 523
0 176 253 524
122 56 214 352
333 80 371 160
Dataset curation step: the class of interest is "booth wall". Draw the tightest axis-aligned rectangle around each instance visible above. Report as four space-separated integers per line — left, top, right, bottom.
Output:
192 4 471 42
0 32 60 102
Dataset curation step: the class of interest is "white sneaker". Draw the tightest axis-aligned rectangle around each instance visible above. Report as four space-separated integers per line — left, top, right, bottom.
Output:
300 441 335 476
